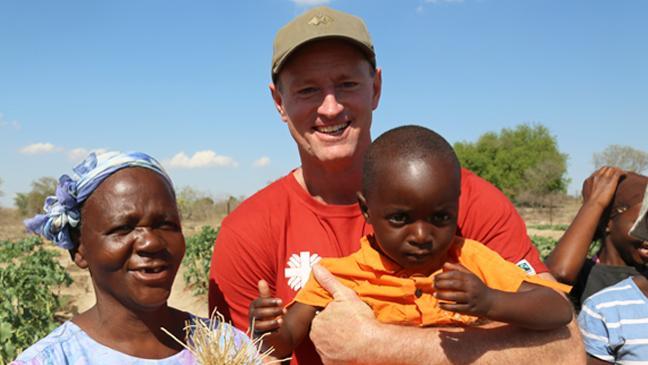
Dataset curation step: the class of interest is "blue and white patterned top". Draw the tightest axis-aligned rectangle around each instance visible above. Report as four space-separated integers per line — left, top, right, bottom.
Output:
578 277 648 364
11 317 254 365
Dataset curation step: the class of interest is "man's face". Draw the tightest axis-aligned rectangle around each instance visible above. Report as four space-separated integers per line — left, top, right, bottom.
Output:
271 39 382 166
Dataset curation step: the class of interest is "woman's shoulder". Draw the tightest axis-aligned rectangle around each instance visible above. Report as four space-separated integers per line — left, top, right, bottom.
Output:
11 321 87 364
12 320 196 365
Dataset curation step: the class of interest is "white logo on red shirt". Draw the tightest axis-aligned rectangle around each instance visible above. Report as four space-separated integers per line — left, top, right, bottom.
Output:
284 251 321 291
516 259 536 275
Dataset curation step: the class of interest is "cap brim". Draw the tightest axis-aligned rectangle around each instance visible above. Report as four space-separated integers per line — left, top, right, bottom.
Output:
272 35 375 80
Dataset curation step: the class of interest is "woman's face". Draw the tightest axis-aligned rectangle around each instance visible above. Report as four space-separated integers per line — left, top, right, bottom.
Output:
75 167 185 311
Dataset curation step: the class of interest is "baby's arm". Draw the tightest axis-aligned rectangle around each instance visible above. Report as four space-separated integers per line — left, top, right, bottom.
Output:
435 262 573 330
545 166 625 283
249 280 317 358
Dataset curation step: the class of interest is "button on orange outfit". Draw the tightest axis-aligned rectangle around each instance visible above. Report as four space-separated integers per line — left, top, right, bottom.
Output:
295 235 571 326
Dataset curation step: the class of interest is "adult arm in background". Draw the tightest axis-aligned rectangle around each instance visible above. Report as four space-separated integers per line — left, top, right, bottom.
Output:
309 265 586 365
545 167 625 284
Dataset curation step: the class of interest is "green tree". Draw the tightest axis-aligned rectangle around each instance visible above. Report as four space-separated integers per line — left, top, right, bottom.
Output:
182 225 219 296
593 144 648 173
0 177 4 197
176 187 216 221
454 124 569 203
14 177 57 217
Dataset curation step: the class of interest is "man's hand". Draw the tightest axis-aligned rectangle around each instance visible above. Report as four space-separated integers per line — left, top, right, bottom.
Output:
434 262 494 317
309 264 377 364
249 280 285 340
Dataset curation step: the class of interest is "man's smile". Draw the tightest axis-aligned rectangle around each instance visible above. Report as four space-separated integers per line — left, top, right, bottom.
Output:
314 121 351 136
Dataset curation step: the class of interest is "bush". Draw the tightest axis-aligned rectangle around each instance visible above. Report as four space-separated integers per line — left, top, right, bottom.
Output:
0 236 72 363
455 124 568 204
183 225 219 296
527 223 569 231
531 235 557 260
532 234 600 261
14 177 57 217
593 144 648 173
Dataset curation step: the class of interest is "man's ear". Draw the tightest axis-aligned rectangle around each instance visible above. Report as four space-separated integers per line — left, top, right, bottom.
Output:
357 191 370 220
269 83 288 123
371 67 382 110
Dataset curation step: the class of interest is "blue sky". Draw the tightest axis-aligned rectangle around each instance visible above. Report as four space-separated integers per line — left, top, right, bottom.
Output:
1 0 646 207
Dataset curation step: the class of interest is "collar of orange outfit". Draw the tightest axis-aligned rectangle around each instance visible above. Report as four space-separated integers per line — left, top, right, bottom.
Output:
356 234 461 278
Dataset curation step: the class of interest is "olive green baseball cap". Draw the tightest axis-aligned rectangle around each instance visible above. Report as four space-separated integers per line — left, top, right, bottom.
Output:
271 6 376 81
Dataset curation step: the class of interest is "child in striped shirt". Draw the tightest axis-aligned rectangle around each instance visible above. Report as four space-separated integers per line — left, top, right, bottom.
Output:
577 185 648 364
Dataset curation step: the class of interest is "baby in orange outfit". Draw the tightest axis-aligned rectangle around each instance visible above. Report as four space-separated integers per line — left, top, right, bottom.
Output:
250 125 573 359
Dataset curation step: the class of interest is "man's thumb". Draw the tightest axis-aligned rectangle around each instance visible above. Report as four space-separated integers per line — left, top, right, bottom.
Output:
311 264 359 301
258 279 271 298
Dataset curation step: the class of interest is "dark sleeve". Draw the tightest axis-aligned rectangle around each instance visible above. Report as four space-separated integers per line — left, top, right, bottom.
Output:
568 258 595 312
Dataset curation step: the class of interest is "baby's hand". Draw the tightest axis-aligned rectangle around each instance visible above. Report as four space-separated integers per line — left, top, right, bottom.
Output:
249 280 286 339
434 262 494 317
582 166 625 209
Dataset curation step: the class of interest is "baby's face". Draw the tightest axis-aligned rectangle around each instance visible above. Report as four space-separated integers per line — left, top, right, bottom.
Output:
361 157 460 270
609 203 648 268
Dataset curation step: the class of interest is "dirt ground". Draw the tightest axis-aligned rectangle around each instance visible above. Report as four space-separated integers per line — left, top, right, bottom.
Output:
1 200 582 320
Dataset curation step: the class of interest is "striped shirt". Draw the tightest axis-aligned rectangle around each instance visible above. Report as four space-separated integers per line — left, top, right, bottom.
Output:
578 277 648 364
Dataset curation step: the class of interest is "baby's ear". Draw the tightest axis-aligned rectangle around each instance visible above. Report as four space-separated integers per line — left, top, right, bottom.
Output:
357 192 370 220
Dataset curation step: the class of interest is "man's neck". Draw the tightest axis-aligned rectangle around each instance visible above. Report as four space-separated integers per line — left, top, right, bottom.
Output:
295 156 363 205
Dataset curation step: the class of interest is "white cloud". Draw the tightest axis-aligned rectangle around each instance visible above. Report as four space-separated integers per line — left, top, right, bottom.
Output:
0 113 21 130
67 148 89 162
291 0 330 6
253 156 271 167
67 148 108 162
167 150 238 169
19 143 63 155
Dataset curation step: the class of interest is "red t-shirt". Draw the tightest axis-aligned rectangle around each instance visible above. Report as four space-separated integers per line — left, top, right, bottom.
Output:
209 168 546 365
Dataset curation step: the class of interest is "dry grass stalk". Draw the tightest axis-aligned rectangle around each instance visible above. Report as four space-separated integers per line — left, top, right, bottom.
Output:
162 311 288 365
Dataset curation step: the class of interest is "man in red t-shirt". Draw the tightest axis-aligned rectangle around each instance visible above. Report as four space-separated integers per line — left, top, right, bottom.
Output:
210 6 584 365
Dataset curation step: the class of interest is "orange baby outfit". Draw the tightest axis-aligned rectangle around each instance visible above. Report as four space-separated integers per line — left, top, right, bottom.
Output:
294 235 570 327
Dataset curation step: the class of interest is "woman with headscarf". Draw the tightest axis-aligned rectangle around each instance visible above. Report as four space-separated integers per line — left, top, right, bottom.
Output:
11 151 258 365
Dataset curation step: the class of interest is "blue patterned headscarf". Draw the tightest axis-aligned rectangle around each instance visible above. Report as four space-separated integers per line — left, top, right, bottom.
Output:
24 151 173 250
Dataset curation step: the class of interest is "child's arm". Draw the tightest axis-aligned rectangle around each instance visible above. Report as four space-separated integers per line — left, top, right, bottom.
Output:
249 280 318 358
545 167 624 284
435 262 573 330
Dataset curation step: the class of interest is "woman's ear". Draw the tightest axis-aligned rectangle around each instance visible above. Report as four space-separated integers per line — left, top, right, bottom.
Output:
357 192 370 220
72 230 89 269
74 246 88 269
